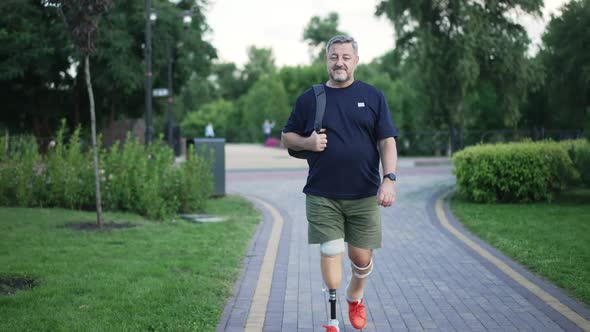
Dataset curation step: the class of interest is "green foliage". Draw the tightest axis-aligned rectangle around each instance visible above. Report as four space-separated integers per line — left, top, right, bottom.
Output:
236 75 290 142
45 124 94 209
209 62 247 101
376 0 542 129
303 12 347 62
181 99 235 139
559 139 590 187
0 0 216 135
0 1 73 134
241 46 277 92
175 147 213 212
453 140 580 203
538 0 590 131
278 63 326 106
0 135 42 207
100 135 212 219
0 130 213 220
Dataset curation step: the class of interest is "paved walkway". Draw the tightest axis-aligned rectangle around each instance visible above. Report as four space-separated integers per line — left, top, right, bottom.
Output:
216 144 590 332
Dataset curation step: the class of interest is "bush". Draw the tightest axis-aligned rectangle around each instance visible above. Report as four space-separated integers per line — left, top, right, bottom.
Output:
0 128 213 220
173 145 212 213
0 135 42 207
453 140 580 203
559 139 590 187
45 126 94 209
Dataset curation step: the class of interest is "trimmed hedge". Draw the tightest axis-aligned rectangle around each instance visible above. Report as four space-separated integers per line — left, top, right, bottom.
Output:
453 140 584 203
0 127 212 220
560 139 590 187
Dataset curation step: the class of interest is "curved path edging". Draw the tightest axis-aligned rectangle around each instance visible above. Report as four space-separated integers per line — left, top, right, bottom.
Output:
431 189 590 332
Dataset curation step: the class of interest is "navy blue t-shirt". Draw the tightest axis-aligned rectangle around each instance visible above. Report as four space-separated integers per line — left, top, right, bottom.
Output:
283 80 399 199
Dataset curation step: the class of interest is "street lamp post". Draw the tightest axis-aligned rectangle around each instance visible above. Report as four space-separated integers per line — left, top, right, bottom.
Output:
166 42 175 149
145 5 193 148
144 0 154 144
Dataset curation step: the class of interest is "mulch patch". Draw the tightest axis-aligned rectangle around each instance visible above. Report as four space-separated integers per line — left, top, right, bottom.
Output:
64 221 137 231
0 276 37 296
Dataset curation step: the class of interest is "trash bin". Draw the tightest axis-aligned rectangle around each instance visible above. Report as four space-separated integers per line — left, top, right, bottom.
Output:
193 138 225 197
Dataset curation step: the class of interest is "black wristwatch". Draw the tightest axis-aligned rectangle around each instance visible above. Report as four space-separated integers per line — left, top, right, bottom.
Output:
383 173 396 182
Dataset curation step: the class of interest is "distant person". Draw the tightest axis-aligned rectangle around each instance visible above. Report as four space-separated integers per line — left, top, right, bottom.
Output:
262 118 275 141
281 35 398 332
205 122 215 138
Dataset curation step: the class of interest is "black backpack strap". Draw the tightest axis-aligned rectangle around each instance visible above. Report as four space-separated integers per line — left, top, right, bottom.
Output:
312 84 326 133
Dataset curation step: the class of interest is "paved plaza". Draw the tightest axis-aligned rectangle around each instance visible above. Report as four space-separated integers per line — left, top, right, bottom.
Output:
216 144 590 332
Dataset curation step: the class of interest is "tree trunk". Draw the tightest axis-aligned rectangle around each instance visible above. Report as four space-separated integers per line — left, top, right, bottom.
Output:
85 55 103 228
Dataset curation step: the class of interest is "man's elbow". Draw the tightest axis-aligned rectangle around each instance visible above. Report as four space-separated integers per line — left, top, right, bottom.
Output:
281 131 292 149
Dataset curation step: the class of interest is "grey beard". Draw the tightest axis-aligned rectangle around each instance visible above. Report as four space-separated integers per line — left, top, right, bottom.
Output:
331 72 348 82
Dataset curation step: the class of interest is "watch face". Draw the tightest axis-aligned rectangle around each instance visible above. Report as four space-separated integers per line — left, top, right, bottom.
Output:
385 173 396 181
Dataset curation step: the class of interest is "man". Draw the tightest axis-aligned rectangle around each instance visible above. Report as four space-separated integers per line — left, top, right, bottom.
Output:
262 118 275 141
281 35 398 331
205 122 215 138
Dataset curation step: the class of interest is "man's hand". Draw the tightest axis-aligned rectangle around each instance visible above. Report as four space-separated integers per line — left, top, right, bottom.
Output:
304 129 327 152
377 180 396 207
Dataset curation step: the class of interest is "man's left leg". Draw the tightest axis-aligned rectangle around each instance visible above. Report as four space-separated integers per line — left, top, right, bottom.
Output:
342 196 380 330
346 245 373 329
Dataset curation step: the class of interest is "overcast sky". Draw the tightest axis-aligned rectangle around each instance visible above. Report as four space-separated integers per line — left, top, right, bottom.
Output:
205 0 569 68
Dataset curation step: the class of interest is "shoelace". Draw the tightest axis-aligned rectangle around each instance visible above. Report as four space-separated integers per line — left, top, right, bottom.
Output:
350 301 366 319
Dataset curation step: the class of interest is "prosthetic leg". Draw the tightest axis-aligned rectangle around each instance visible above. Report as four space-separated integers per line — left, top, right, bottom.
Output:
322 289 339 331
319 239 345 331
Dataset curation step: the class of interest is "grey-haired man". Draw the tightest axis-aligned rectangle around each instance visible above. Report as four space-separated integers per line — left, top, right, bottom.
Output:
282 35 399 331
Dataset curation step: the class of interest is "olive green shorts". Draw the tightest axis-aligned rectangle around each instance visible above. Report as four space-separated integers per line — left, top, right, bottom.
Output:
305 194 382 249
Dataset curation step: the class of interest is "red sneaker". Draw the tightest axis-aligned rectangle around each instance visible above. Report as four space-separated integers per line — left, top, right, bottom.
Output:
322 324 339 332
323 319 339 331
347 299 367 329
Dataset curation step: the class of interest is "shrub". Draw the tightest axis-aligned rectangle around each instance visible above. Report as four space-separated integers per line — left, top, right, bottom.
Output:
453 140 580 203
174 145 212 213
559 139 590 187
0 135 43 207
45 125 94 209
0 128 213 220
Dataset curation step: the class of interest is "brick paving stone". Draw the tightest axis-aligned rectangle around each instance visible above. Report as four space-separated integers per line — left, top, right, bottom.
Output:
217 157 590 331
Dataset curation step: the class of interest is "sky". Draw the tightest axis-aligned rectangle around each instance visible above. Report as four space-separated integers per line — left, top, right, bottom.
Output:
205 0 569 68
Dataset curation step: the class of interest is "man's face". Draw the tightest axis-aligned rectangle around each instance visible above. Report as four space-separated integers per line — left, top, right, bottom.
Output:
326 42 358 84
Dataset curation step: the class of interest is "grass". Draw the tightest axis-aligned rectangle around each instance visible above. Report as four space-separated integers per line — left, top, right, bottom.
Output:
450 188 590 306
0 195 260 332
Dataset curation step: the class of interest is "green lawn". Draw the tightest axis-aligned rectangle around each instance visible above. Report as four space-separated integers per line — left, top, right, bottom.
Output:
450 189 590 306
0 195 260 332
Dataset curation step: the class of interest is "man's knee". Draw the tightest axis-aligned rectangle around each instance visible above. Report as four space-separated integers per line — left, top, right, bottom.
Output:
351 257 373 279
320 238 345 256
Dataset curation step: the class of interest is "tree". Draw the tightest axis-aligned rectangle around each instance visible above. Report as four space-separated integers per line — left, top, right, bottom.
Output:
51 0 113 228
376 0 542 139
539 0 590 131
210 62 247 100
237 75 289 142
0 0 73 137
278 63 326 105
181 99 234 139
242 46 276 91
0 0 216 139
303 12 347 62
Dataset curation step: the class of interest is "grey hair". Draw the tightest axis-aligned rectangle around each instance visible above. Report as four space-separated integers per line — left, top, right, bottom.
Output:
325 35 358 55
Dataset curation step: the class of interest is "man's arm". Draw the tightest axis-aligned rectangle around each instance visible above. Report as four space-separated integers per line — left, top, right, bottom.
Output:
281 130 328 152
377 137 398 207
